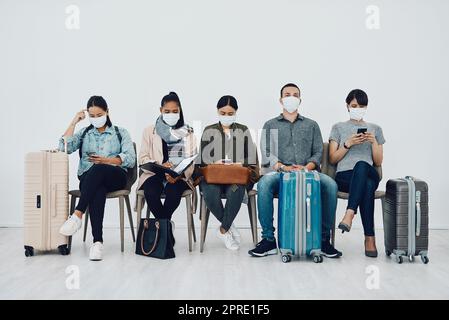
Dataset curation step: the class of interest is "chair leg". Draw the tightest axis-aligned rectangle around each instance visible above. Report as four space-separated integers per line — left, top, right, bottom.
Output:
68 195 77 252
199 195 209 253
380 196 385 242
119 196 125 253
136 194 143 236
185 193 196 243
186 194 193 252
250 195 258 245
331 203 337 247
69 195 76 215
191 211 197 243
125 195 136 242
247 196 254 243
205 209 210 233
83 207 89 242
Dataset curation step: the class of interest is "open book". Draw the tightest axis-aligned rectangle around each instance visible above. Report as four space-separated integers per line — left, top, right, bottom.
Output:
139 154 198 177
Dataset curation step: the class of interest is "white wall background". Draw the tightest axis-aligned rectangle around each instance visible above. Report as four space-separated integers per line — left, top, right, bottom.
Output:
1 0 448 231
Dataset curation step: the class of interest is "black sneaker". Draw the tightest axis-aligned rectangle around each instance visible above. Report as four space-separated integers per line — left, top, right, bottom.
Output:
248 238 278 257
321 241 342 258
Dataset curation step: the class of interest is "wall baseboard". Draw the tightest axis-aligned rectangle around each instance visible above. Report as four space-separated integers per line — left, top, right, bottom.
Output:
1 224 449 230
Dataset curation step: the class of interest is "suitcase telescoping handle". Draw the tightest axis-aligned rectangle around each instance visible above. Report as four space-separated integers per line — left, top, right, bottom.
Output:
306 182 312 233
306 197 311 232
415 191 421 237
405 176 421 237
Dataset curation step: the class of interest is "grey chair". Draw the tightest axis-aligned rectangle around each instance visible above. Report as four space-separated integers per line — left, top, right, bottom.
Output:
321 142 385 246
135 188 197 252
199 189 258 253
68 143 137 253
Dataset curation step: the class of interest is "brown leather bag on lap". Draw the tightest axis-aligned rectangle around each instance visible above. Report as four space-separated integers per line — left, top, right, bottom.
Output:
201 164 251 185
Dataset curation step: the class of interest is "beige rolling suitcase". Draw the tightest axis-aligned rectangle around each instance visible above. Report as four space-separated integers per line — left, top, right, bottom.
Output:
23 149 70 256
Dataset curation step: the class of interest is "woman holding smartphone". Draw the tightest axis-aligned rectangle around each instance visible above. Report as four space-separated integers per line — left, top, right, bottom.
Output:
137 92 197 243
58 96 136 261
199 95 260 250
328 89 385 257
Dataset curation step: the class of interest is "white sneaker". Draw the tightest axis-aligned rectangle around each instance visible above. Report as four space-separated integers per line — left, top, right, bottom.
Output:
59 214 82 236
89 242 104 261
216 228 239 250
229 224 241 244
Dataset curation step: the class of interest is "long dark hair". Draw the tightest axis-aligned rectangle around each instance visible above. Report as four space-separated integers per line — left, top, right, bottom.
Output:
216 95 239 110
87 95 112 127
161 91 185 129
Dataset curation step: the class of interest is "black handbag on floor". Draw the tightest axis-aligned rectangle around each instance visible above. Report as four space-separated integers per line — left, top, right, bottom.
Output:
135 218 175 259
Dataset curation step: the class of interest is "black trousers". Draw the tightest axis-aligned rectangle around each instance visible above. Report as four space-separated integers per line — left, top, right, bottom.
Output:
140 175 188 220
76 164 127 243
335 161 380 236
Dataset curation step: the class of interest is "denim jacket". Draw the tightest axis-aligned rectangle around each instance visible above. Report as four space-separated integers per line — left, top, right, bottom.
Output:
58 125 136 177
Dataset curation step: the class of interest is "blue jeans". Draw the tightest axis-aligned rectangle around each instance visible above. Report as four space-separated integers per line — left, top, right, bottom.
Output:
200 181 246 231
335 161 380 236
257 171 337 242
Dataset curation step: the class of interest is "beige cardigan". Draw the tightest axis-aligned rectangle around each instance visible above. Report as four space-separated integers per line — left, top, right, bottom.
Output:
136 125 198 213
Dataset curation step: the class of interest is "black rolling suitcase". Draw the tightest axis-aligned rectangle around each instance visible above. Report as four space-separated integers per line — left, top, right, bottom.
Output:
382 176 429 264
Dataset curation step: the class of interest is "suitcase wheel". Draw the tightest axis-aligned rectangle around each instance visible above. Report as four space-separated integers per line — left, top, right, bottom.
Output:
281 255 292 263
24 246 34 257
58 245 70 256
396 256 403 264
421 255 429 264
385 249 392 257
313 255 323 263
408 255 415 263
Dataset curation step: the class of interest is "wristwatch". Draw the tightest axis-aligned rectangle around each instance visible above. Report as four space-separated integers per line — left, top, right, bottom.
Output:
343 142 350 150
278 165 286 172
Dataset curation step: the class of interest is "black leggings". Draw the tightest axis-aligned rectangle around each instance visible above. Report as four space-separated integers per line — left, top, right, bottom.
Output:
76 164 127 243
140 175 188 220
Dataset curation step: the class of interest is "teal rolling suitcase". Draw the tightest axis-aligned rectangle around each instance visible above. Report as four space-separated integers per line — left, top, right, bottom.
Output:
278 170 323 263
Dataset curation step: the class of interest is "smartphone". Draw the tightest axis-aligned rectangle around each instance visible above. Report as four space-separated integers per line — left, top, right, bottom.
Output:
357 128 367 134
87 152 97 157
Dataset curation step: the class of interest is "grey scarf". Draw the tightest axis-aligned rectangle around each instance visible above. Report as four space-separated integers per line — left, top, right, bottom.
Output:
155 116 192 159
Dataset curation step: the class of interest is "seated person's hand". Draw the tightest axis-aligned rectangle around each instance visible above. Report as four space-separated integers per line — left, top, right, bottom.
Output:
274 162 301 172
88 155 109 164
162 162 173 168
292 164 304 171
346 133 365 148
362 132 377 144
165 173 181 184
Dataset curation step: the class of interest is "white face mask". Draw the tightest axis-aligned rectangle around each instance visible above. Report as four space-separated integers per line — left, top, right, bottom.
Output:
219 115 236 127
281 96 301 113
162 113 180 127
89 114 107 128
348 107 367 121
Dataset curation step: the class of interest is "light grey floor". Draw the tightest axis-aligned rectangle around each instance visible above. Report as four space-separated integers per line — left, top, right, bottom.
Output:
0 226 448 300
